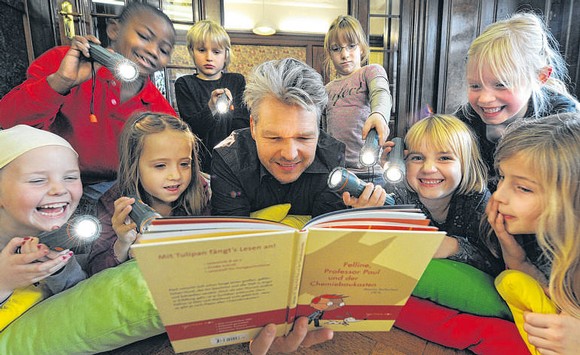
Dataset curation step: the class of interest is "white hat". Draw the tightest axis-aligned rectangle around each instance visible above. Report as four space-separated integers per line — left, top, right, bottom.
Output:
0 125 78 169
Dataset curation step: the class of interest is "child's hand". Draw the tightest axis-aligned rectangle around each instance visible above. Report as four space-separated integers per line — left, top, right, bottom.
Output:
342 183 387 208
362 113 390 145
379 140 406 166
47 35 103 94
111 196 140 262
0 237 73 294
249 317 333 355
486 194 527 264
524 311 580 355
208 88 232 113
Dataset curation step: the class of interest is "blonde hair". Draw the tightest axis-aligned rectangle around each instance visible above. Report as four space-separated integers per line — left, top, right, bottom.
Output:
492 113 580 317
465 12 579 118
186 19 232 70
323 15 370 75
405 114 488 195
117 112 207 215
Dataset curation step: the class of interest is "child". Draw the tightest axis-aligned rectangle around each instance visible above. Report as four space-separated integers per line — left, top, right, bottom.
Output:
385 114 501 276
0 125 86 328
87 112 210 276
485 113 580 354
0 3 176 196
456 12 579 189
175 19 250 173
322 15 392 185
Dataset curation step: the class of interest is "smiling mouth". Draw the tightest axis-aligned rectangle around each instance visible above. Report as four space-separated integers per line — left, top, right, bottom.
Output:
134 53 155 69
480 106 504 114
419 179 443 185
165 184 180 191
37 202 68 216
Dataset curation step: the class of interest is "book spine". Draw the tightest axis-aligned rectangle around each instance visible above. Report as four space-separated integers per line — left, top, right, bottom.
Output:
285 230 308 334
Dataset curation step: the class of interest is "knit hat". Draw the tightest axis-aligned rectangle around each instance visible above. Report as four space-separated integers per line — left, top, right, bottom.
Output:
0 125 78 169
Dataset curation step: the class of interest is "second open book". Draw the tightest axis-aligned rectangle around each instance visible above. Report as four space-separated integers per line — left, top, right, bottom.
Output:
131 206 445 353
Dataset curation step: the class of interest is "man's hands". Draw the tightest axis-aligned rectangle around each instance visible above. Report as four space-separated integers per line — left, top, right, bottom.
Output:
249 317 333 355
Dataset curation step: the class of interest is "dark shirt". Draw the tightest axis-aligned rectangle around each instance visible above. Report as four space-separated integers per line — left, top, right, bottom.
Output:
211 128 346 217
386 184 503 276
175 72 250 173
455 92 578 190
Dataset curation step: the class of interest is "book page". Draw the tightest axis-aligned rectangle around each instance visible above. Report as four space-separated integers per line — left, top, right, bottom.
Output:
295 228 444 332
131 230 303 352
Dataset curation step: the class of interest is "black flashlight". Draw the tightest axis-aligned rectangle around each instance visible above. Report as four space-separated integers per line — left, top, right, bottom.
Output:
383 137 406 183
359 128 381 167
88 41 139 82
327 167 395 205
129 196 161 233
39 214 102 252
215 92 231 114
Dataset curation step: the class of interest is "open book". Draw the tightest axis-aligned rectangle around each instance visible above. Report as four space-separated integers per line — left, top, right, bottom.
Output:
131 206 445 353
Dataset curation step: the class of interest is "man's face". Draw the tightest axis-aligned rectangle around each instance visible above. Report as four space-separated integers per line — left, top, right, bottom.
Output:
251 96 319 184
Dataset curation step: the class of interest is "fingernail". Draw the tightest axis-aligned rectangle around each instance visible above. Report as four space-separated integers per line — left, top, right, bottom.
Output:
23 237 31 241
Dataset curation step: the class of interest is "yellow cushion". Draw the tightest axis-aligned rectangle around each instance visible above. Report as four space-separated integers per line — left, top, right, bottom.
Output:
0 285 44 331
495 270 558 355
250 203 292 222
250 204 311 229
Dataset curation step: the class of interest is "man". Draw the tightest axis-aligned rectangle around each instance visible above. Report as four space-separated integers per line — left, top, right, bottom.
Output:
211 58 387 217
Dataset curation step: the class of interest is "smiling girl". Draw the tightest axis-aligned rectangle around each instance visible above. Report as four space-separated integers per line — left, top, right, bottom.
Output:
0 125 86 328
385 114 500 275
456 12 579 189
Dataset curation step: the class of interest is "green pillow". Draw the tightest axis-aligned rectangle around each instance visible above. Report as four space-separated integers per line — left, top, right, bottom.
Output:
0 260 164 354
412 259 512 320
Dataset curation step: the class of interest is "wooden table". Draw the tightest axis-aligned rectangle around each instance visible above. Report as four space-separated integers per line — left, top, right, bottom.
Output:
103 327 473 354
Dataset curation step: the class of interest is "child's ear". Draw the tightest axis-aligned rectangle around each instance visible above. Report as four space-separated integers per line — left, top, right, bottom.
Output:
538 66 553 84
106 19 121 42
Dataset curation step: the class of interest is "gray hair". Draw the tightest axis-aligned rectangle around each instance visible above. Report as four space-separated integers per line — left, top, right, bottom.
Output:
243 58 328 124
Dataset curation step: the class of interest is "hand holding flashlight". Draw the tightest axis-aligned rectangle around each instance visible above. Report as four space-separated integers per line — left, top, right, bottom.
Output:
328 167 395 206
383 137 406 183
38 214 102 253
88 41 139 82
215 91 232 114
359 128 381 167
128 196 161 233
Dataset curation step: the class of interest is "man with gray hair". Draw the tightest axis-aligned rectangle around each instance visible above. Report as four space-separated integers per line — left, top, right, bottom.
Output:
211 58 386 217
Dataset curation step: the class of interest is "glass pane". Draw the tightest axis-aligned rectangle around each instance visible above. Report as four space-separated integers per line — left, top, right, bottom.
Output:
162 0 193 22
91 0 125 16
369 17 385 39
223 0 348 34
370 0 399 16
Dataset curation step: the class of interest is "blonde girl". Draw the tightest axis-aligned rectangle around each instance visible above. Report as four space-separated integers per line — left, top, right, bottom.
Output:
486 113 580 354
457 12 579 188
386 114 500 275
87 113 210 275
322 15 392 185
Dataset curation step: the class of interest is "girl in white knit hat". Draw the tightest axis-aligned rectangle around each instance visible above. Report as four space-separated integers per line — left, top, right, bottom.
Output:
0 125 86 329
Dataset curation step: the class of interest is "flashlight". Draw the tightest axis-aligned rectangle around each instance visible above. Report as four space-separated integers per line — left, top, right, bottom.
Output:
39 214 102 252
383 137 406 183
88 41 139 82
129 196 161 233
359 128 381 167
215 92 231 114
327 167 395 205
